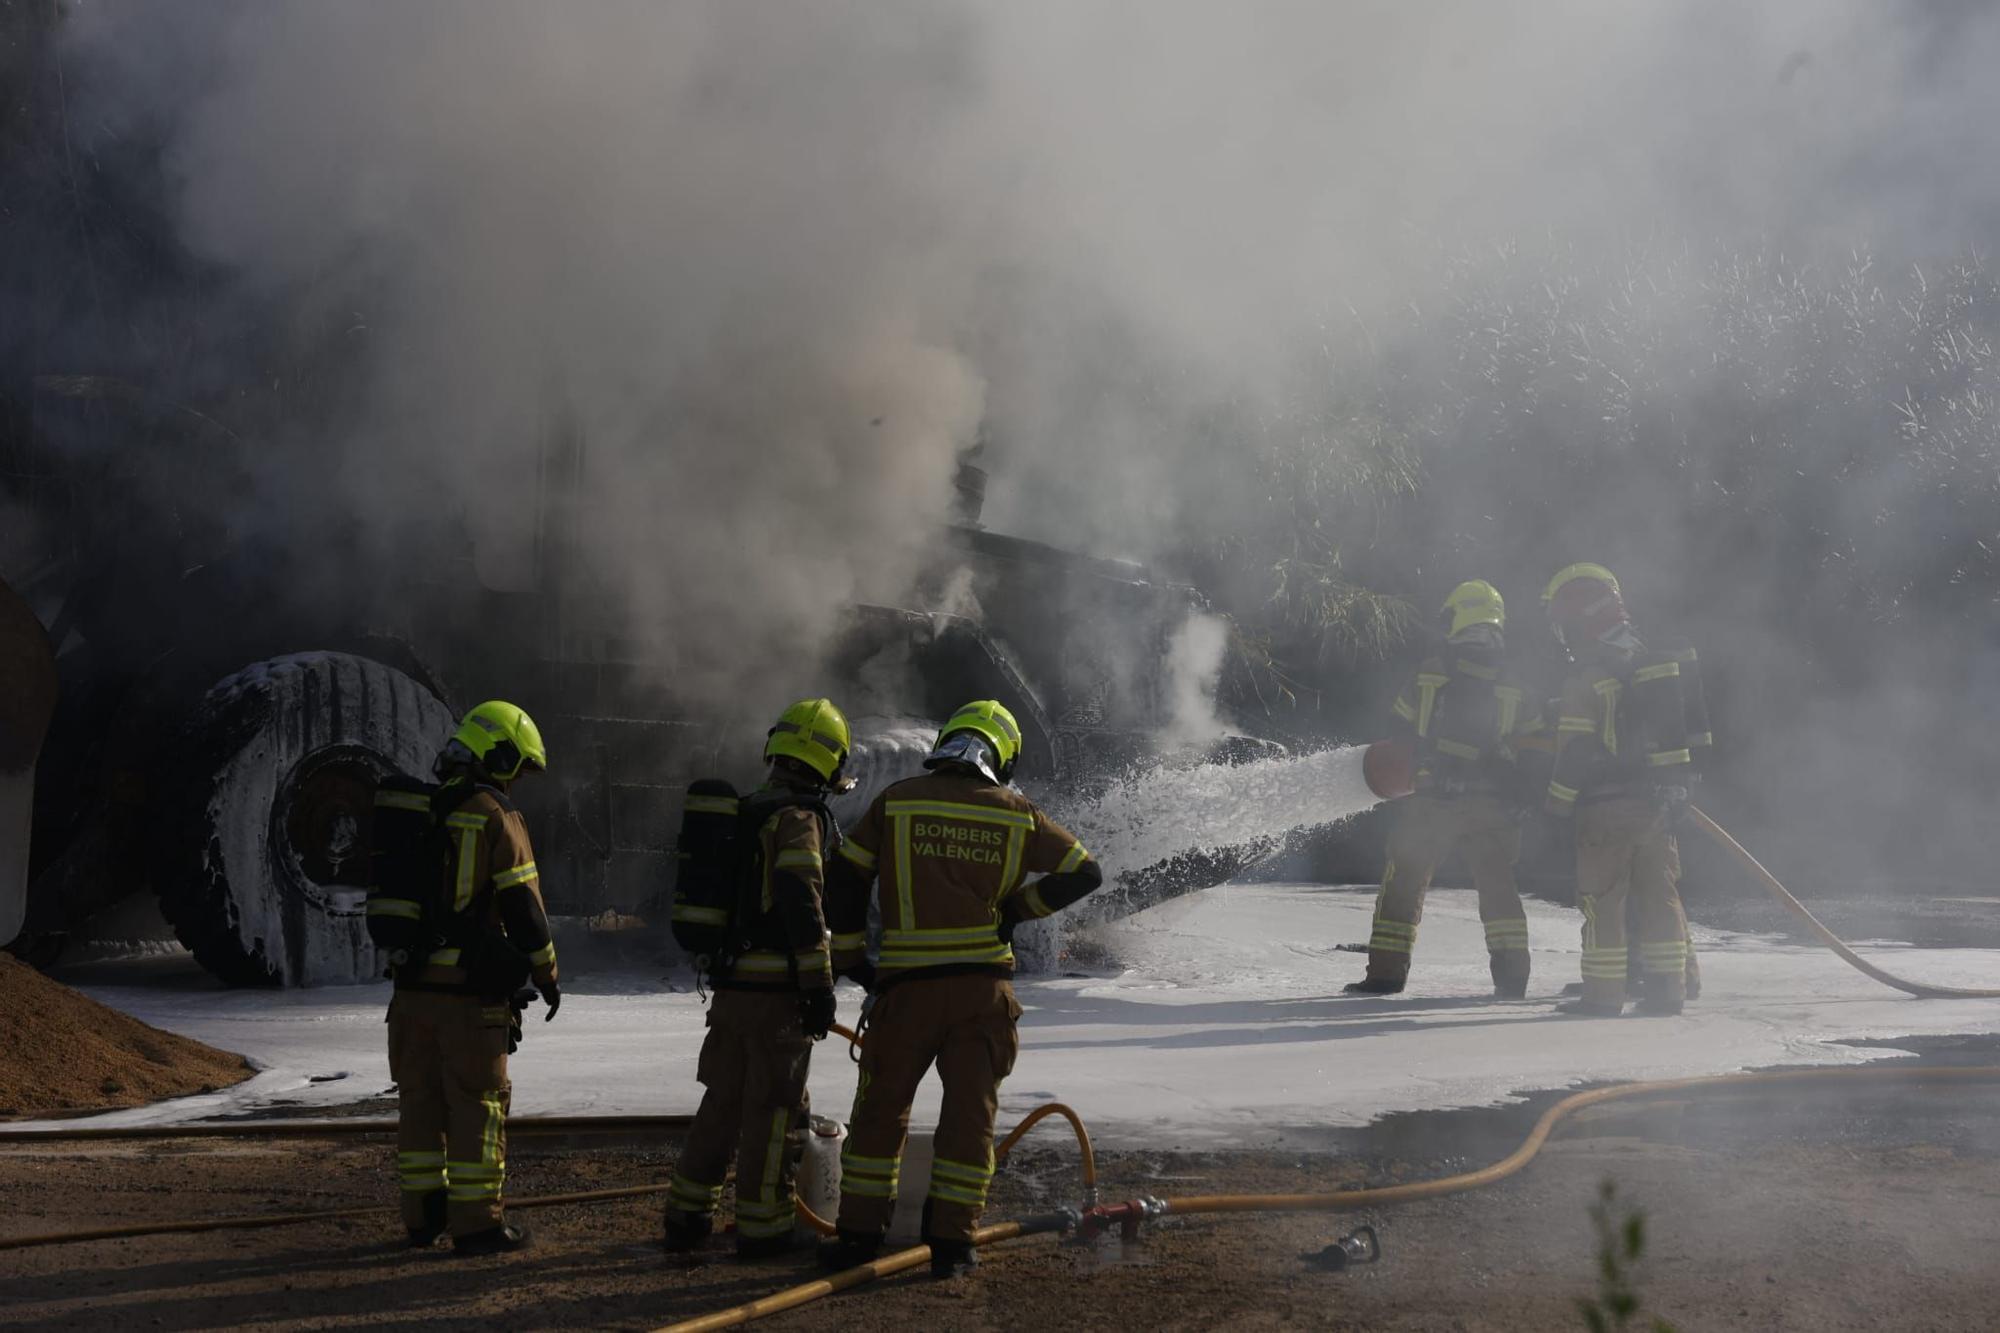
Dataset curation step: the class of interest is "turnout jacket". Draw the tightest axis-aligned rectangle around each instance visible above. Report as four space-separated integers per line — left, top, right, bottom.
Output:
1546 643 1712 816
713 787 835 993
401 782 559 993
827 769 1102 985
1388 642 1544 794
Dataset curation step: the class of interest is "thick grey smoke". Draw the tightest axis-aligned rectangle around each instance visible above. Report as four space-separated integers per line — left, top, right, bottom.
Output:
56 0 2000 721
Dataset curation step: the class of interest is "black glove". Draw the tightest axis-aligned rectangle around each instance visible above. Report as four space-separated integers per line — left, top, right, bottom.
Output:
798 986 836 1041
1659 785 1691 829
997 898 1030 946
838 960 878 994
538 980 562 1022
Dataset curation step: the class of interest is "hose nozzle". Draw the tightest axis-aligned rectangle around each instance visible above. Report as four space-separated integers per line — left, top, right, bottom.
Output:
1303 1225 1381 1271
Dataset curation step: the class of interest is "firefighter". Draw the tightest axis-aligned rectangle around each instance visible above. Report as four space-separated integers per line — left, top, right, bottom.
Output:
386 701 559 1255
662 698 850 1259
1542 564 1712 1016
817 700 1103 1279
1346 580 1545 999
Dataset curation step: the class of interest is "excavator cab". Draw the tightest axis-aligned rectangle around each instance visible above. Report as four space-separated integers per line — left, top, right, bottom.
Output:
0 576 58 949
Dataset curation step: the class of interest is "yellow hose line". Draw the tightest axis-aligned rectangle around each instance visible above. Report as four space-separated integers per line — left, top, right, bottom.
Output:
661 1063 2000 1331
655 1222 1028 1333
1691 807 2000 1000
0 1113 696 1144
0 1181 674 1253
994 1101 1097 1190
1161 1063 1998 1215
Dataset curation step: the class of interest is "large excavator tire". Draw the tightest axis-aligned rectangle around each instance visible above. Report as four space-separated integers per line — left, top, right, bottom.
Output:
0 577 59 950
154 652 453 986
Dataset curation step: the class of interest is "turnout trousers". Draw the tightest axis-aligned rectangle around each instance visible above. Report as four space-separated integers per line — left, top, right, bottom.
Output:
836 974 1021 1244
666 989 814 1243
386 989 513 1234
1575 796 1689 1009
1362 792 1531 992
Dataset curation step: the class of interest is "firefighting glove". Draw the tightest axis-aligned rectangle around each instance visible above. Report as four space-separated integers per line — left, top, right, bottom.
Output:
838 960 878 994
997 896 1031 946
1659 785 1691 829
798 986 836 1041
538 980 562 1022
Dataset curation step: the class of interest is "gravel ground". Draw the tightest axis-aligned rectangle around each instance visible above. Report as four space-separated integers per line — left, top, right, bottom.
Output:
3 1057 1997 1331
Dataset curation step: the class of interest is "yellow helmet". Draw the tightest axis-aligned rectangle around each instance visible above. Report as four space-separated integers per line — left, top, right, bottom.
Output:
764 697 851 785
1542 562 1620 605
934 699 1023 779
451 700 547 780
1441 580 1506 639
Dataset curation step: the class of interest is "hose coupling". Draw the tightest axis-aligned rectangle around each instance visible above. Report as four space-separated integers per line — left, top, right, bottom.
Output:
1070 1195 1168 1244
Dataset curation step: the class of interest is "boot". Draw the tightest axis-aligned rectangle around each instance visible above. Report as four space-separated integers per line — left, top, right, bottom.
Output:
1554 997 1624 1018
1342 975 1404 996
662 1209 712 1254
406 1190 447 1249
816 1228 884 1271
1490 954 1530 1001
453 1223 531 1256
928 1235 979 1279
736 1232 798 1261
1634 995 1684 1017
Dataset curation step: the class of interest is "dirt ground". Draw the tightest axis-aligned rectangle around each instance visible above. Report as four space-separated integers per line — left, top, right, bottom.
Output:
3 1054 1997 1332
0 954 251 1117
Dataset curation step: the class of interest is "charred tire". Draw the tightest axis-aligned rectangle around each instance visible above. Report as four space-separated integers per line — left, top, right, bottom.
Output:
154 652 454 986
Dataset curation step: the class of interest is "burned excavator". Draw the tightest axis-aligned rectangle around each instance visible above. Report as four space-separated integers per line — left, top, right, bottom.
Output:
1 397 1281 986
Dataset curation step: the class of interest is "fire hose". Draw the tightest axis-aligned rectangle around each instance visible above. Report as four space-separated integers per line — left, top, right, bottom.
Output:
655 1063 2000 1333
1688 807 2000 1000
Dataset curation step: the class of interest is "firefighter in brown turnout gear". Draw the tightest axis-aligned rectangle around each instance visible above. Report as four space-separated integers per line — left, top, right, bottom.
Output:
818 700 1103 1279
1542 564 1714 1017
1346 581 1545 998
661 698 852 1259
375 701 558 1255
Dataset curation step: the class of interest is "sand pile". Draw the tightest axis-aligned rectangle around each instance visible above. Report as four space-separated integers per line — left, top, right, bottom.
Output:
0 954 252 1116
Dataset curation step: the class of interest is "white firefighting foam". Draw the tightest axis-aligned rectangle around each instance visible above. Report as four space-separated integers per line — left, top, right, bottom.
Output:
1053 744 1379 901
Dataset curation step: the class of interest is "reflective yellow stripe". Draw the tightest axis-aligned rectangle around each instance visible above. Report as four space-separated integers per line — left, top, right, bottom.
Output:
1494 685 1524 737
1593 678 1622 753
673 904 728 925
1484 919 1530 947
527 941 556 968
932 1155 993 1184
927 1180 989 1206
1647 749 1692 767
1548 781 1579 803
683 795 740 816
830 931 867 952
494 862 538 888
453 829 479 911
883 925 1002 945
367 897 423 919
374 791 430 812
1055 842 1089 874
1556 717 1598 734
480 1092 504 1168
445 812 489 831
1021 883 1052 919
729 952 794 974
996 825 1025 906
1434 738 1481 760
840 840 878 869
894 814 915 929
879 943 1014 968
1392 695 1418 723
1455 658 1497 681
774 849 823 871
1632 661 1681 684
883 800 1036 830
1414 673 1449 737
428 947 462 965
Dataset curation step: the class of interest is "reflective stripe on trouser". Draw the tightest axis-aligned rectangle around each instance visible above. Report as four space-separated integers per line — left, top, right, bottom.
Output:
1364 794 1526 986
670 989 812 1241
386 989 513 1233
837 974 1022 1244
1574 796 1687 1007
